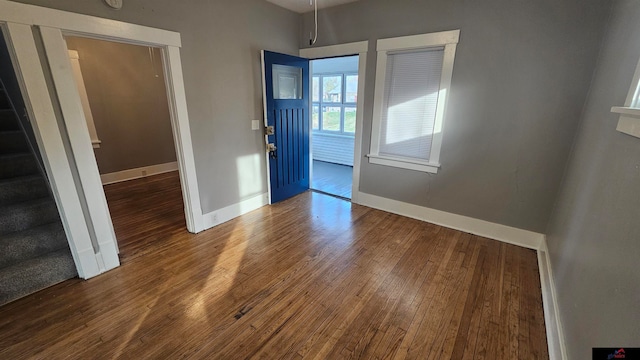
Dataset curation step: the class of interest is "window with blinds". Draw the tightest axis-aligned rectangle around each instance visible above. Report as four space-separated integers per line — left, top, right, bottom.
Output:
379 48 444 161
368 30 460 174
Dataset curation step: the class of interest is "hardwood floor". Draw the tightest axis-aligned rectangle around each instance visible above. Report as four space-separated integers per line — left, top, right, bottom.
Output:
0 171 549 359
103 171 186 263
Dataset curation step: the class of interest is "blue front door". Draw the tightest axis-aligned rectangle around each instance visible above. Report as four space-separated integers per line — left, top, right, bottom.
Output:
262 50 310 203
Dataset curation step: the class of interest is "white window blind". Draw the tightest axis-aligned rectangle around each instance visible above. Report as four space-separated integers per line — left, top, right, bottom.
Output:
379 48 444 161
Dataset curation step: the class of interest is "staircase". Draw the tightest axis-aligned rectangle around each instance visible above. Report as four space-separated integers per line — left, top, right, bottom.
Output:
0 79 77 306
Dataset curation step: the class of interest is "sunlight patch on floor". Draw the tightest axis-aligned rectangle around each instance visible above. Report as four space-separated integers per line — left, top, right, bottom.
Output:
186 223 250 320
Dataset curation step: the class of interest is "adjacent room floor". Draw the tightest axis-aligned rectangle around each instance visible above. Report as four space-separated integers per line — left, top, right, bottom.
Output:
0 172 549 359
103 171 186 263
312 160 353 199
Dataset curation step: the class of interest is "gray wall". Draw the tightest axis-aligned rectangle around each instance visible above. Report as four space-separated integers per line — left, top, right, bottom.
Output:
545 1 640 358
13 0 300 213
65 36 176 175
301 0 611 232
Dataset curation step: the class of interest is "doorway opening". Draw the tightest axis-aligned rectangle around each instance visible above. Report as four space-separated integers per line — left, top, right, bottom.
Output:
310 55 358 200
64 36 185 262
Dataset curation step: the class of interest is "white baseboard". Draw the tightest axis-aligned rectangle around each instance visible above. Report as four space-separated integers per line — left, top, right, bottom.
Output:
202 193 269 230
97 242 120 272
537 240 567 360
73 247 100 279
355 192 544 250
100 161 178 185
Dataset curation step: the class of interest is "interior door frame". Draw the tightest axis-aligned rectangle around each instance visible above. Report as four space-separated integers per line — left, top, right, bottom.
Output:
299 41 368 203
0 0 203 279
260 51 273 204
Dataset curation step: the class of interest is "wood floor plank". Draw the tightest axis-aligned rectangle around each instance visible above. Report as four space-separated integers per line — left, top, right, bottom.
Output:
408 231 470 359
429 234 482 360
248 221 412 359
324 223 424 357
192 210 402 359
272 216 421 360
363 225 442 359
270 214 404 354
0 171 549 359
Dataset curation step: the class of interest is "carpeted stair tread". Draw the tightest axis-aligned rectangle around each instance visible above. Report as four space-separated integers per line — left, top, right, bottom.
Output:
0 249 77 306
0 197 59 236
0 222 67 269
0 86 10 108
0 80 75 307
0 153 38 179
0 174 49 206
0 109 19 131
0 130 28 153
0 95 10 110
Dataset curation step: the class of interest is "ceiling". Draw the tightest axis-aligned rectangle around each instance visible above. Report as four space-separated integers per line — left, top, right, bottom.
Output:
266 0 359 14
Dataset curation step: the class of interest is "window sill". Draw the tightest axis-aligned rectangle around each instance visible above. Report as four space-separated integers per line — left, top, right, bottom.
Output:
313 131 355 139
367 154 440 174
611 106 640 138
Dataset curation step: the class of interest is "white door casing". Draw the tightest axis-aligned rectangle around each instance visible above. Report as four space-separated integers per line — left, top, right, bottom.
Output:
299 41 368 203
0 0 204 278
40 26 119 272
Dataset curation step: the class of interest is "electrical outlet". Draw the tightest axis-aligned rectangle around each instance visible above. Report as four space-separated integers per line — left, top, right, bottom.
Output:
213 213 218 223
252 120 260 130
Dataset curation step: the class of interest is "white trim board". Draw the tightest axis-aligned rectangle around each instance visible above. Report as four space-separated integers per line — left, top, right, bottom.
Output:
537 240 568 360
100 162 179 185
299 41 368 204
161 45 204 233
299 41 368 59
202 193 269 230
40 26 119 273
260 51 272 204
356 192 544 250
0 0 181 47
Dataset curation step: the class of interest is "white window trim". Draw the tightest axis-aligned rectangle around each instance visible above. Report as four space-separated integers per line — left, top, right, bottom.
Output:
611 54 640 138
368 29 460 174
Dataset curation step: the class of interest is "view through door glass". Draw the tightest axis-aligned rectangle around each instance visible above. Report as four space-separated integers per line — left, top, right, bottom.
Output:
310 55 358 200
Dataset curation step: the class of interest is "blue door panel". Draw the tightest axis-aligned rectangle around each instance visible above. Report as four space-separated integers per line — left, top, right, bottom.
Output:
263 51 310 203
